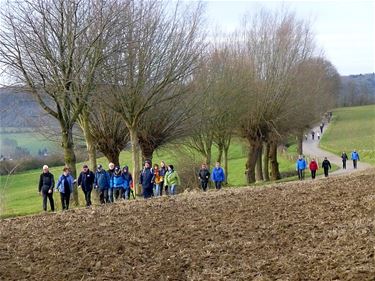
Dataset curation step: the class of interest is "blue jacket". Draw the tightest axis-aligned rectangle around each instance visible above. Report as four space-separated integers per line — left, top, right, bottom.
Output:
56 174 74 194
296 159 307 170
111 173 125 188
94 170 110 190
139 168 154 190
351 151 360 160
211 167 225 182
122 172 133 190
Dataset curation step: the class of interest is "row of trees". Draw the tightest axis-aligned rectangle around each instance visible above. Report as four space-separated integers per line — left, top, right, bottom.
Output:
0 0 340 204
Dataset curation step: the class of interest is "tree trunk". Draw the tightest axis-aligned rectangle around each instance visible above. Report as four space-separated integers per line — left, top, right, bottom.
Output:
62 127 78 205
104 151 120 167
223 145 229 184
205 145 212 169
255 144 263 181
216 143 224 163
81 113 97 171
139 141 154 164
129 127 141 196
297 134 303 155
246 140 261 184
270 142 281 180
263 142 270 181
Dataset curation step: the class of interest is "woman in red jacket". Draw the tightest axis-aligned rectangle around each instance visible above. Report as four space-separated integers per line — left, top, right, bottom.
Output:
309 159 318 179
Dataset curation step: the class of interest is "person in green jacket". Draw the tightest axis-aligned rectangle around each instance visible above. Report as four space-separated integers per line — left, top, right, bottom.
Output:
164 165 180 196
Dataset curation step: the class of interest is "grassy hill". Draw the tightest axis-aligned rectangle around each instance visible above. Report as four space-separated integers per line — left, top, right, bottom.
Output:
320 104 375 165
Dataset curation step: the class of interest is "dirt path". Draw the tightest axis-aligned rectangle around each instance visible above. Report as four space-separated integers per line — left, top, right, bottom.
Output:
302 123 372 176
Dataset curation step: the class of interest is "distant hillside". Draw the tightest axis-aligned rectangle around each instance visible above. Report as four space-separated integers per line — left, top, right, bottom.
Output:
0 88 47 129
339 73 375 106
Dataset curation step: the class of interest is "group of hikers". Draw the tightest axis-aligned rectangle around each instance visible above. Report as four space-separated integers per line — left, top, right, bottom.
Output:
38 160 226 212
295 150 361 180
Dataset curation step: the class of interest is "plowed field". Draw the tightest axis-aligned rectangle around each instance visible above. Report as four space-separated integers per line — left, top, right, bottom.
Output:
1 170 375 281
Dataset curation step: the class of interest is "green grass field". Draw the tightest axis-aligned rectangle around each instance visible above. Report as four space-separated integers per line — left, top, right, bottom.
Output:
320 104 375 165
0 138 299 218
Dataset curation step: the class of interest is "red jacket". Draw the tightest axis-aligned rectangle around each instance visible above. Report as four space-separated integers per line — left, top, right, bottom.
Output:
309 161 318 171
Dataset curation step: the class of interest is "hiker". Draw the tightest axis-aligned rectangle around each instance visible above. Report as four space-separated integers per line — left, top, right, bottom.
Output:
295 155 307 180
322 157 332 177
111 166 124 201
320 123 324 133
309 159 318 179
351 150 360 169
211 162 225 190
164 164 181 195
198 163 210 191
122 166 133 200
139 160 154 199
304 134 308 141
94 164 110 204
317 132 321 140
159 161 167 196
311 130 315 140
341 152 348 169
107 162 115 203
153 164 162 196
78 164 95 207
56 167 74 210
38 165 55 212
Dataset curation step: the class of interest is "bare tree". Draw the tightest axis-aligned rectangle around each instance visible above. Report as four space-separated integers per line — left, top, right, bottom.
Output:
104 0 205 193
0 0 120 204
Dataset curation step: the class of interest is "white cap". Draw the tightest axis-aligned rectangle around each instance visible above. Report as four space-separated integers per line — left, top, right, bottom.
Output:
43 165 49 170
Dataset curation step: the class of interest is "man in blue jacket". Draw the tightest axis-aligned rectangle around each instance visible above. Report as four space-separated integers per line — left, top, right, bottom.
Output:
94 164 110 204
211 162 225 190
296 155 307 180
78 164 95 207
351 150 360 169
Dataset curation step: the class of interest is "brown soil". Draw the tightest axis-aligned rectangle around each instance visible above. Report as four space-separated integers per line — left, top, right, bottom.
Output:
1 170 375 281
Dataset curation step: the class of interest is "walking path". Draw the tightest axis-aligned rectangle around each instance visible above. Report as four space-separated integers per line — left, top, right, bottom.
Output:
302 123 372 176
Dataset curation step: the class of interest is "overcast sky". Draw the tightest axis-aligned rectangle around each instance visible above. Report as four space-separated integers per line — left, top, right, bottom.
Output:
203 0 374 75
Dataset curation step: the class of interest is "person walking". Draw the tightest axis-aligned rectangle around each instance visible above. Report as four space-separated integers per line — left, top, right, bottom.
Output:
211 162 225 190
111 166 124 201
320 123 324 133
164 164 181 195
341 152 348 169
309 159 318 179
94 164 110 204
107 162 115 203
56 167 74 210
122 166 133 200
159 161 167 196
198 163 210 191
317 132 321 140
311 131 315 140
351 150 360 169
296 155 307 180
77 164 95 207
139 160 154 199
38 165 55 212
322 157 332 177
153 164 162 196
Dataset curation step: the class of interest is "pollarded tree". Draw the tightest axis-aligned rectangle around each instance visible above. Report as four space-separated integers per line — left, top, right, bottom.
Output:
0 0 121 204
103 0 205 193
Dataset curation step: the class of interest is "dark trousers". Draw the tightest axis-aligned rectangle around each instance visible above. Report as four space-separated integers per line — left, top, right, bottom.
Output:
159 181 165 196
343 160 346 169
311 170 316 179
99 189 108 204
324 168 329 177
42 190 55 211
143 186 153 199
353 160 357 169
83 189 92 206
200 181 208 191
60 192 70 210
114 188 123 201
297 169 304 180
214 181 222 190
